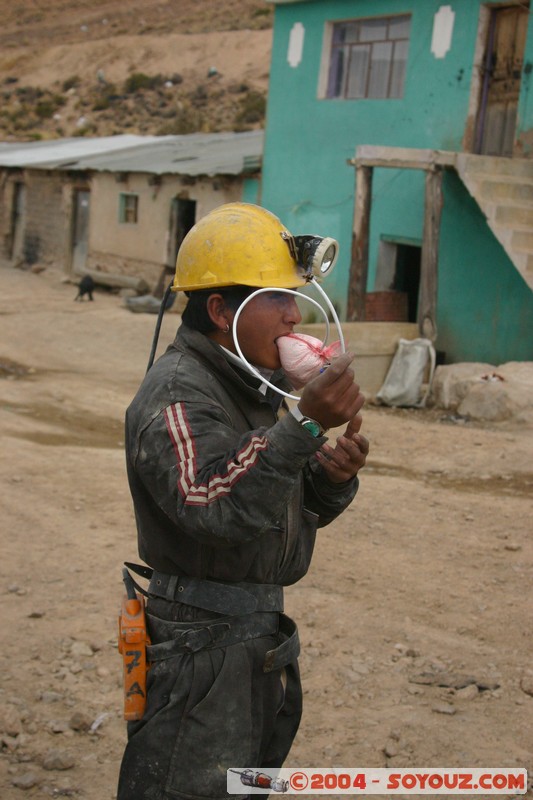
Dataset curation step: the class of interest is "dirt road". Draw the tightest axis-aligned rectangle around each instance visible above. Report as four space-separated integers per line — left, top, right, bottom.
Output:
0 263 532 799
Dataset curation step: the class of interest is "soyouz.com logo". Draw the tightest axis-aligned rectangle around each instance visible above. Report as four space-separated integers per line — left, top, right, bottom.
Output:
227 767 527 794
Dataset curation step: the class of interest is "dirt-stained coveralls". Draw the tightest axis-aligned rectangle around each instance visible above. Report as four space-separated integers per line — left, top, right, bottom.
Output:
117 323 359 800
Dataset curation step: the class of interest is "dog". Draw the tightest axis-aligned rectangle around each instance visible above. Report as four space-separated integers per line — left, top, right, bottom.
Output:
74 274 95 301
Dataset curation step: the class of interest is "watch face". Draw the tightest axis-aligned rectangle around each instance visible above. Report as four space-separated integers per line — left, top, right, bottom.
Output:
302 419 321 437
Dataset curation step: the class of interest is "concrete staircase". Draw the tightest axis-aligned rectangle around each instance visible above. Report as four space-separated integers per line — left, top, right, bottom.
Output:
455 153 533 291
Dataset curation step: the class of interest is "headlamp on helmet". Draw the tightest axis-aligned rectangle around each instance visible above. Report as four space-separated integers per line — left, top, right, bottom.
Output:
280 232 339 280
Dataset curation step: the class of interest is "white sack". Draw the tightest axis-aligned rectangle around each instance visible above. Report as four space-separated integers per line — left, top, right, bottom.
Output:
376 337 436 407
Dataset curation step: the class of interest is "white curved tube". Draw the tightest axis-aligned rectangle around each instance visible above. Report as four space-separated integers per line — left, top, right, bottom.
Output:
231 284 346 401
309 277 346 354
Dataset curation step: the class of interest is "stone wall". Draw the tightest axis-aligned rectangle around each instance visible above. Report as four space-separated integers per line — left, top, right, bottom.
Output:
0 169 75 267
22 170 72 266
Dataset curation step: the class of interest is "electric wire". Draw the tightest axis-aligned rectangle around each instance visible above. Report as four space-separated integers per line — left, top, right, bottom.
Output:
146 281 173 374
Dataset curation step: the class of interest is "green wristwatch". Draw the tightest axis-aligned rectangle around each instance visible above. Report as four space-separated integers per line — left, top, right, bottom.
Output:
290 405 327 437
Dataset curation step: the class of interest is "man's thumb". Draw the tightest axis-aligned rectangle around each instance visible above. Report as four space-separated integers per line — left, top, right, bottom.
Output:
345 413 363 437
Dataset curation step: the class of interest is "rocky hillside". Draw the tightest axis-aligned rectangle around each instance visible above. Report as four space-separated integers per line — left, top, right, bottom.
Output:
0 0 273 141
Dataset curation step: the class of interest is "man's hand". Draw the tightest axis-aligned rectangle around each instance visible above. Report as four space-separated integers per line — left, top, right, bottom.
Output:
314 413 369 483
299 352 364 431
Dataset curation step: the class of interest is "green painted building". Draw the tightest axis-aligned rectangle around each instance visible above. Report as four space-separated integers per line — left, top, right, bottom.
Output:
261 0 533 362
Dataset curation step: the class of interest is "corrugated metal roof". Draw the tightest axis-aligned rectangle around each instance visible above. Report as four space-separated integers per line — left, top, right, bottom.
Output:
0 135 154 166
0 131 263 176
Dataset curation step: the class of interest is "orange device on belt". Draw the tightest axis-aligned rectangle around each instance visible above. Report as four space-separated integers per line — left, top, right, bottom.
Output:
118 569 150 721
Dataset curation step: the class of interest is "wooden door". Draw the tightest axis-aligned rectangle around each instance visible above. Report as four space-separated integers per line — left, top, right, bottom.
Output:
10 182 26 262
168 197 196 265
476 5 529 156
153 197 197 298
71 190 90 274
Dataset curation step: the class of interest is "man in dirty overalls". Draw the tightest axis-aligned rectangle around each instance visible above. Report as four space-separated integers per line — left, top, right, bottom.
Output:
117 203 369 800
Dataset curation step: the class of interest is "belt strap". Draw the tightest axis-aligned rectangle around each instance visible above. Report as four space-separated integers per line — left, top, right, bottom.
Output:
146 612 278 661
264 614 300 673
124 562 284 616
146 612 299 673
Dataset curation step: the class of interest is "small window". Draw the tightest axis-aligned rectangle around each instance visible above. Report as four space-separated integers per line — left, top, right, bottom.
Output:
119 193 139 224
326 15 411 100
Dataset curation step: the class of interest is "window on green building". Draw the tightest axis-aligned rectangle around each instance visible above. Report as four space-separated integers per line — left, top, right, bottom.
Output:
119 193 139 224
326 15 411 99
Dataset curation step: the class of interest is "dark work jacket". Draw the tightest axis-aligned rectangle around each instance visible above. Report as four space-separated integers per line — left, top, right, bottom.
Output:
125 324 359 586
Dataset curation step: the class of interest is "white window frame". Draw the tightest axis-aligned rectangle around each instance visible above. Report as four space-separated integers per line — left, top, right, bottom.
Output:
318 14 411 100
119 192 139 224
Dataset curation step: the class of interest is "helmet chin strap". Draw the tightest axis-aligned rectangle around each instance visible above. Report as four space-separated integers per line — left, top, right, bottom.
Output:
231 278 346 401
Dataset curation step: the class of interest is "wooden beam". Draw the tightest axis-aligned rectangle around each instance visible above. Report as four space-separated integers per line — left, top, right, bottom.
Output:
349 145 457 171
347 165 373 321
418 168 444 341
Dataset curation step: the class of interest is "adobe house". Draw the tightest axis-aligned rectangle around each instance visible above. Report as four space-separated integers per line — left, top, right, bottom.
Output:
0 131 263 291
262 0 533 363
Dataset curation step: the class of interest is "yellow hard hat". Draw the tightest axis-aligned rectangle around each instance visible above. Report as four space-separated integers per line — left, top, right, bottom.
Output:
172 202 307 292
